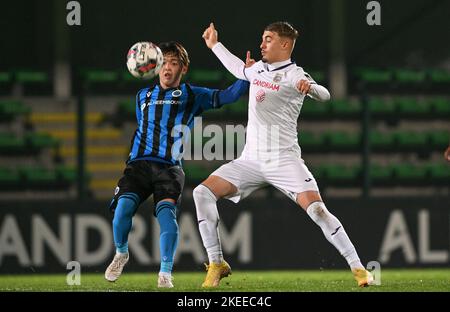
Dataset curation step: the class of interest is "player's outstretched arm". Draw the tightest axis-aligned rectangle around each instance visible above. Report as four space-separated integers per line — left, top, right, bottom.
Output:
202 23 248 80
296 79 331 102
217 80 250 107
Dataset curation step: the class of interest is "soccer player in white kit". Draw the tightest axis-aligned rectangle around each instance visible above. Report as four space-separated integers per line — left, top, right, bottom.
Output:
195 22 373 288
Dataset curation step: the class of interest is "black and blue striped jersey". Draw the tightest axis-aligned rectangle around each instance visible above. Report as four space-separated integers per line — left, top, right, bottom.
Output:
127 80 248 166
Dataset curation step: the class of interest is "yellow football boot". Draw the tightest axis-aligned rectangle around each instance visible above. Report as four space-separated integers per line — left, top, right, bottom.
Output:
352 268 374 287
202 261 232 287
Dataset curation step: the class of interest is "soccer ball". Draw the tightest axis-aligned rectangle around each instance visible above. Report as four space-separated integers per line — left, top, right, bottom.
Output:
126 42 163 80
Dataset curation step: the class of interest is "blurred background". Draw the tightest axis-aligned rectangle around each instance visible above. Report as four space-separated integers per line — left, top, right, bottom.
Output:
0 0 449 274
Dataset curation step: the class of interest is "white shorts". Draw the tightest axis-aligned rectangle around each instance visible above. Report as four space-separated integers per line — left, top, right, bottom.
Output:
210 149 319 203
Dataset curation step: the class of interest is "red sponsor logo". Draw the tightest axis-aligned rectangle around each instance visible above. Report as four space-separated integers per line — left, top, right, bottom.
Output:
252 79 280 91
255 89 266 102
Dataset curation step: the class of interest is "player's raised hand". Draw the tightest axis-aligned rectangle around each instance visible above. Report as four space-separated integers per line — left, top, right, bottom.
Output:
445 145 450 162
297 79 311 95
245 51 256 68
202 22 218 49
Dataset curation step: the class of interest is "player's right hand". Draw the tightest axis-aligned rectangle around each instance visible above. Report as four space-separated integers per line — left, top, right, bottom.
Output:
202 22 218 49
445 145 450 162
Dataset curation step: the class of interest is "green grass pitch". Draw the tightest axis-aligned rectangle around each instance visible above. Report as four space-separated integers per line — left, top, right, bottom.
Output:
1 269 449 292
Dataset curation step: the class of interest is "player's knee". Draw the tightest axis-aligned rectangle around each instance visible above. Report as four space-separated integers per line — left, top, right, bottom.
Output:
306 201 328 220
193 184 217 202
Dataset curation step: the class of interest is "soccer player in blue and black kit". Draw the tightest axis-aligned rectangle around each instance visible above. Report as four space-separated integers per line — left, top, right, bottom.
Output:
104 41 249 287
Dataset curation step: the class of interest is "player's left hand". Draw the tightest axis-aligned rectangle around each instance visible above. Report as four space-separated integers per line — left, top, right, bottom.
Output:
296 79 311 95
245 51 256 68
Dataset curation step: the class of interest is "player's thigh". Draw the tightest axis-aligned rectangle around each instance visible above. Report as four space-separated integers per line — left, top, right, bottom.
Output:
265 155 320 205
109 162 154 213
205 159 266 201
152 163 185 205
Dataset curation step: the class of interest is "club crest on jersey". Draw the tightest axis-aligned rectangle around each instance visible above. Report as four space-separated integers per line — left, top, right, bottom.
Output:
273 73 283 83
255 89 266 102
146 91 152 97
172 89 182 97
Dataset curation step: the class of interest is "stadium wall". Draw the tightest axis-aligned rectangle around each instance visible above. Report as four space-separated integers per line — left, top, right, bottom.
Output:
0 197 449 274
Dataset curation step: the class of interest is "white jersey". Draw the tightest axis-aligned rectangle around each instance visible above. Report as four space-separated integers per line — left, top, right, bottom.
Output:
212 42 330 160
242 60 314 158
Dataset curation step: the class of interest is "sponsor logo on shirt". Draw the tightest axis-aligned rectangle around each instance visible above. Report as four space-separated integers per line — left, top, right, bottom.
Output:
252 79 280 91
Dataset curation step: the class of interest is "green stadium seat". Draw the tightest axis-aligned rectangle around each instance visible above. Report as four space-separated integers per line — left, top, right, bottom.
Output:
326 131 361 151
391 163 427 184
189 69 223 84
429 69 450 83
301 101 330 119
298 131 326 151
369 164 393 185
25 132 60 149
0 133 26 154
56 166 78 184
83 70 119 83
227 99 247 114
368 98 396 117
308 70 326 83
321 164 360 185
0 100 31 121
393 69 426 83
183 163 210 181
0 72 11 83
395 131 428 150
428 130 450 150
426 163 450 184
330 100 361 118
369 131 395 151
395 98 431 117
356 68 391 83
429 98 450 117
20 167 58 187
0 167 21 188
15 71 49 83
309 166 324 181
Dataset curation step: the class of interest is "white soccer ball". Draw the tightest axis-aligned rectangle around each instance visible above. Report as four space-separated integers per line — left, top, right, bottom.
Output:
126 42 163 80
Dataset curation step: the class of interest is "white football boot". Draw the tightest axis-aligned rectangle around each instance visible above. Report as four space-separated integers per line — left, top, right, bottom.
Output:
104 252 129 282
157 273 174 288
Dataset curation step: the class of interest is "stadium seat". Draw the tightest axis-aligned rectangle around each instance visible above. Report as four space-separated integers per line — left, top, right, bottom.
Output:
390 163 427 184
395 98 431 118
0 100 31 122
82 70 119 84
0 167 21 189
301 100 330 119
356 68 392 84
369 164 393 185
326 131 361 151
188 69 223 84
368 98 396 118
321 164 361 185
20 167 59 188
182 163 210 182
330 100 361 118
226 99 248 114
395 131 428 151
0 133 26 154
429 69 450 83
15 71 48 83
369 131 395 151
56 166 78 185
426 163 450 184
393 69 426 84
428 130 450 150
298 131 326 152
0 72 11 83
429 98 450 117
25 132 60 150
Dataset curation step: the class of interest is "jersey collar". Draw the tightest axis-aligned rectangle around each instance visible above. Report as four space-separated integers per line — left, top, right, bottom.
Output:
265 59 295 72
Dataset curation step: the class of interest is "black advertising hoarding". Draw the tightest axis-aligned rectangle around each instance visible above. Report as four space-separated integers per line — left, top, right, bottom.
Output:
0 197 449 273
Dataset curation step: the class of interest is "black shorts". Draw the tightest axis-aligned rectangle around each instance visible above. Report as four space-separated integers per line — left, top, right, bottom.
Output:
109 160 185 215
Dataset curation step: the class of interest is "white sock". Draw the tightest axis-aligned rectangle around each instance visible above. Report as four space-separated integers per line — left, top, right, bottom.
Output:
193 184 224 264
306 201 364 270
